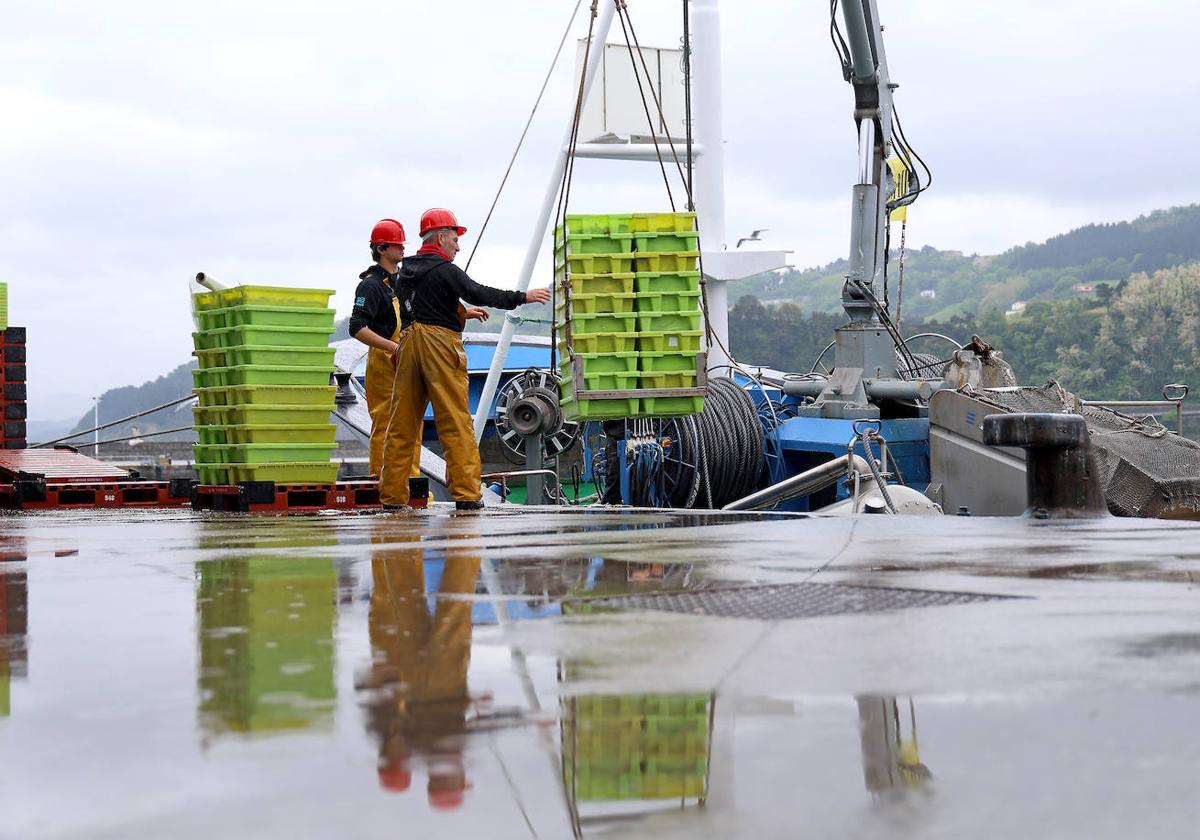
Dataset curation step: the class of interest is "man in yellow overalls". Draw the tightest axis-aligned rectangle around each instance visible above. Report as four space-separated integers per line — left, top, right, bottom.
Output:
358 526 482 809
351 219 488 477
379 208 550 510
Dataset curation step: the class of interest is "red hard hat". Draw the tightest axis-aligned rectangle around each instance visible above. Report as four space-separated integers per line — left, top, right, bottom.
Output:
419 208 467 238
370 218 406 246
378 764 412 793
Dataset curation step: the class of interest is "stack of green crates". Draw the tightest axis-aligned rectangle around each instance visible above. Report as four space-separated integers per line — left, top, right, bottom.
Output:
562 693 710 802
555 212 704 420
190 285 339 485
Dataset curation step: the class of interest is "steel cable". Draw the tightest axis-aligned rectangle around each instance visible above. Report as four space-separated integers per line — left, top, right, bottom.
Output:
692 378 765 507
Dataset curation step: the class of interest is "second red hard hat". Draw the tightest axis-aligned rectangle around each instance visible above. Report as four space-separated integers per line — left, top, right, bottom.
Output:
419 208 467 238
370 218 406 246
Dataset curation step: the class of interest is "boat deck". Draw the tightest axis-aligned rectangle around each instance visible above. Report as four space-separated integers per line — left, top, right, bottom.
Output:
2 506 1199 838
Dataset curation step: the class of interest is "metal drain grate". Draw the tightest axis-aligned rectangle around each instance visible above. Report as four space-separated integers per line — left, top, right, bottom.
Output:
585 582 1012 621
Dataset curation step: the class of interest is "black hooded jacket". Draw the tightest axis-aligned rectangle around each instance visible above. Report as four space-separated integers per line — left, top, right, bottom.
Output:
349 264 399 340
395 252 527 332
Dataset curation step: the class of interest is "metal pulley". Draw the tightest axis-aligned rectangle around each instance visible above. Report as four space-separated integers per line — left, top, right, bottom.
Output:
493 368 581 465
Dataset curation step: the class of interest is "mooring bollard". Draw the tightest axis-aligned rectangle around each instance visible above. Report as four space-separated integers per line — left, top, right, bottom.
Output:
981 413 1109 518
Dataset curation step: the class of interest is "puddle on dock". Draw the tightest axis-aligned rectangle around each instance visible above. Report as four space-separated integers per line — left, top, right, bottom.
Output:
2 507 1200 837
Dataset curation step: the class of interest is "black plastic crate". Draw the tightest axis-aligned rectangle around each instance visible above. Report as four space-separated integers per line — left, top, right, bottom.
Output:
3 364 25 382
5 420 26 438
3 326 25 345
1 439 27 450
3 345 26 363
3 383 26 400
4 402 27 420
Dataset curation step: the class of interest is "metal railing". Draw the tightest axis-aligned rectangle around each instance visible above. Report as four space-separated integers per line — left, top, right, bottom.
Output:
1083 384 1189 434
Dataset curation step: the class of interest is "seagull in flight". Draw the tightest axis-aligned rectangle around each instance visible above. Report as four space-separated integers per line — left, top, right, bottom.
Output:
736 229 768 248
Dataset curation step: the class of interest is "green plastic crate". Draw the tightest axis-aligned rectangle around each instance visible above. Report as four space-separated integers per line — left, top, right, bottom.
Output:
556 252 636 275
206 325 334 349
561 351 639 376
192 290 223 312
216 365 332 387
559 332 639 354
194 404 333 426
196 427 228 446
192 368 222 390
554 232 634 255
226 462 340 484
559 371 639 421
195 309 229 331
193 348 228 369
194 385 336 408
555 291 636 315
193 443 335 465
562 311 638 335
639 351 699 373
197 424 337 445
634 270 701 294
633 251 700 273
195 464 230 485
636 310 704 333
214 285 335 309
633 231 702 253
192 331 221 351
637 330 704 354
635 290 702 313
560 213 635 235
630 212 697 234
639 371 705 417
558 272 636 295
196 345 335 368
217 305 336 330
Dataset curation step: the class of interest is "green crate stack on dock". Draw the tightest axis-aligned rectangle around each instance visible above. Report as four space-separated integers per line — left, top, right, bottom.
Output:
562 693 711 802
190 285 339 485
556 212 705 421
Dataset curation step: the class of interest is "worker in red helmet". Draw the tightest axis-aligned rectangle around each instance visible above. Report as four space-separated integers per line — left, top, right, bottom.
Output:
358 525 481 806
380 208 551 510
351 219 488 477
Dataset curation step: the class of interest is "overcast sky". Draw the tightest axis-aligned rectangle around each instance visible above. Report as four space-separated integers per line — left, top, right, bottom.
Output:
3 0 1197 422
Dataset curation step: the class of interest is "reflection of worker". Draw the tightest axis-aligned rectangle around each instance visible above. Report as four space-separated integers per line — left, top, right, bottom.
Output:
359 532 483 809
379 208 551 510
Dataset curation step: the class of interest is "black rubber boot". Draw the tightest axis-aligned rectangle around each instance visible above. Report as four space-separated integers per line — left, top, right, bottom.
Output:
455 500 485 511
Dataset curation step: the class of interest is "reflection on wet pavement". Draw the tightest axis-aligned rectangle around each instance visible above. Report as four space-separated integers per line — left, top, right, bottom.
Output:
197 555 338 737
2 507 1200 837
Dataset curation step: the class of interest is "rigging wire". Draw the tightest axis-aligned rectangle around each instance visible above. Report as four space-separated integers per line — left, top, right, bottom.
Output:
614 0 676 211
682 0 695 210
33 393 196 448
465 0 584 273
617 1 690 194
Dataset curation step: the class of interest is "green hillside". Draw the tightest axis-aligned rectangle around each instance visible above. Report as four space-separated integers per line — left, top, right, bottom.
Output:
750 204 1200 321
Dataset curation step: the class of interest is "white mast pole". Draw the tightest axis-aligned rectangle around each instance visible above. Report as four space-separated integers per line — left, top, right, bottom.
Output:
472 1 617 443
692 0 731 375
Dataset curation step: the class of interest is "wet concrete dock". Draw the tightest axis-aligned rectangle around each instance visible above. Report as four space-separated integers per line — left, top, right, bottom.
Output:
2 506 1199 838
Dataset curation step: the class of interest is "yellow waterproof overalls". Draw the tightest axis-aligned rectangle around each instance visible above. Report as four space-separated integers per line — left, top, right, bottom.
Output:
361 529 480 791
363 281 423 479
379 323 480 505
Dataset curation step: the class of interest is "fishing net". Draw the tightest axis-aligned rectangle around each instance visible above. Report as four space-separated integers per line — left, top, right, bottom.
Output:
965 382 1200 518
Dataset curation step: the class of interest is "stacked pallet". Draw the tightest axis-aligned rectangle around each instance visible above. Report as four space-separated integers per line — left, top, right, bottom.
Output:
190 285 338 485
555 213 705 421
0 324 27 450
562 694 710 802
